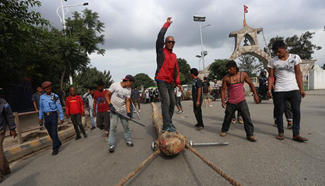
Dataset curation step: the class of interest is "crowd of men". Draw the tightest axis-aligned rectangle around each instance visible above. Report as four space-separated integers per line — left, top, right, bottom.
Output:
0 17 308 182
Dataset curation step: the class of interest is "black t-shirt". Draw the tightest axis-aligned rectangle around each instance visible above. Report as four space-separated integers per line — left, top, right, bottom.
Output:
202 81 210 93
192 78 203 102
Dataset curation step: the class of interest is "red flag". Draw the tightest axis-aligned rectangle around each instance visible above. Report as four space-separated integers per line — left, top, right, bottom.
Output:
244 5 248 13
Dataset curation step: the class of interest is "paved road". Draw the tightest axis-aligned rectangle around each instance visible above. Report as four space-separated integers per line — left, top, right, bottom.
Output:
2 94 325 186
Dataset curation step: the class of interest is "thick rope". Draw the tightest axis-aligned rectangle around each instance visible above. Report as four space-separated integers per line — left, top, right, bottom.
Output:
116 150 160 186
185 144 242 186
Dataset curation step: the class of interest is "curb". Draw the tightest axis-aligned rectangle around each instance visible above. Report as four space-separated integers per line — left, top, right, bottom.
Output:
4 127 75 162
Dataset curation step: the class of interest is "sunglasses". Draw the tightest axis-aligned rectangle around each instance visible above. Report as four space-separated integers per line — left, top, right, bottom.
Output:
166 40 175 44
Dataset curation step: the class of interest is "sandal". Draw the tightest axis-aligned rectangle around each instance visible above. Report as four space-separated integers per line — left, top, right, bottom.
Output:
220 132 227 137
292 135 308 142
247 136 257 142
276 133 285 140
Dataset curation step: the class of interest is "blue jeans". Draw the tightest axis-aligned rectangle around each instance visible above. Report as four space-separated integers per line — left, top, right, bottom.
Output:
108 113 131 146
44 112 62 151
89 108 95 127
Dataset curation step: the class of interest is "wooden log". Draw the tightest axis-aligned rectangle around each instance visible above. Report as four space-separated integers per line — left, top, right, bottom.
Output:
151 103 186 156
152 102 163 136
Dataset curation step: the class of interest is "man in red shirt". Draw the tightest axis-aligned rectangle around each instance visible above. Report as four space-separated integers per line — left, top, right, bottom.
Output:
93 81 110 136
65 87 87 140
155 17 181 133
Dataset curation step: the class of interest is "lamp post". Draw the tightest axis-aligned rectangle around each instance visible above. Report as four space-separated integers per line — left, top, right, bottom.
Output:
196 52 207 72
57 0 88 85
194 15 208 77
195 55 202 71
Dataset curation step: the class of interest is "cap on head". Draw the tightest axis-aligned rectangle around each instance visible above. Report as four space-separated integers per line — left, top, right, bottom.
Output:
41 81 52 89
123 75 135 82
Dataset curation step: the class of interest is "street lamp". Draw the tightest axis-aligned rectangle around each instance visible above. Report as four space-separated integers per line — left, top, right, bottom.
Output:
194 15 208 77
196 52 208 72
57 0 88 85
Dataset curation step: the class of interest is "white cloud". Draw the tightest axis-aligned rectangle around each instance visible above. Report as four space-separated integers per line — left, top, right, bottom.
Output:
37 0 325 80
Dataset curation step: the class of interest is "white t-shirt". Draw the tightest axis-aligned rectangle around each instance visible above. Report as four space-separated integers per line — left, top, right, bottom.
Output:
145 91 150 99
175 87 182 97
108 82 131 113
268 54 301 92
83 93 94 110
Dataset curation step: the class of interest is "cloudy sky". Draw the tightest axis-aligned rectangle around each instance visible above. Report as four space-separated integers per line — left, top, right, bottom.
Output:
37 0 325 81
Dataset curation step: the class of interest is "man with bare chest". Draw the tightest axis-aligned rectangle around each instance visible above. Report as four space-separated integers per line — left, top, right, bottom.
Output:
220 61 259 142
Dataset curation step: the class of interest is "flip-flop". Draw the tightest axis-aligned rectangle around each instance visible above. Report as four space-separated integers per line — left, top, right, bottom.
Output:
276 135 284 140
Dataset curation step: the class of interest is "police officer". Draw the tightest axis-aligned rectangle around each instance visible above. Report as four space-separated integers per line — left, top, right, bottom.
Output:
39 81 64 155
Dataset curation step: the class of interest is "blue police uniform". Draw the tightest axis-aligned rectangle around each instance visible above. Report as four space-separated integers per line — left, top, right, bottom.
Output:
39 93 64 152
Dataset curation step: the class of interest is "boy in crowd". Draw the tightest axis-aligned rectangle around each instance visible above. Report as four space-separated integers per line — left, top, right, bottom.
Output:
268 40 307 142
175 85 184 114
93 81 110 138
190 68 204 130
105 75 135 153
131 88 141 112
220 61 259 142
202 77 212 107
83 88 96 130
66 87 87 140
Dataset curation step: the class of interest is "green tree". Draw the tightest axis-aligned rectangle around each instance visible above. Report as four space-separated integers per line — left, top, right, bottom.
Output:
177 58 191 84
65 9 105 55
238 55 264 77
133 73 155 89
322 64 325 70
266 31 321 59
0 0 106 96
74 67 113 93
0 0 49 86
208 59 228 80
59 9 106 94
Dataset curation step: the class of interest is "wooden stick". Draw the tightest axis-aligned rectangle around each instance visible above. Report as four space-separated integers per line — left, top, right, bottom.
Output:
186 144 242 186
116 150 160 186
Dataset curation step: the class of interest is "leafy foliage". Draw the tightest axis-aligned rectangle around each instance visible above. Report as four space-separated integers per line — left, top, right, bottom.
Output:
265 31 321 60
74 67 113 93
133 73 155 89
208 59 228 80
177 58 192 85
0 0 106 96
65 9 105 55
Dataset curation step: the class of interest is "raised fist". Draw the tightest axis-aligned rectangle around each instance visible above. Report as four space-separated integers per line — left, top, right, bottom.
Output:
167 17 172 24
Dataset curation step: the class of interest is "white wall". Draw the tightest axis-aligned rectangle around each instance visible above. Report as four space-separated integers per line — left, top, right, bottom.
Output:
309 64 325 89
